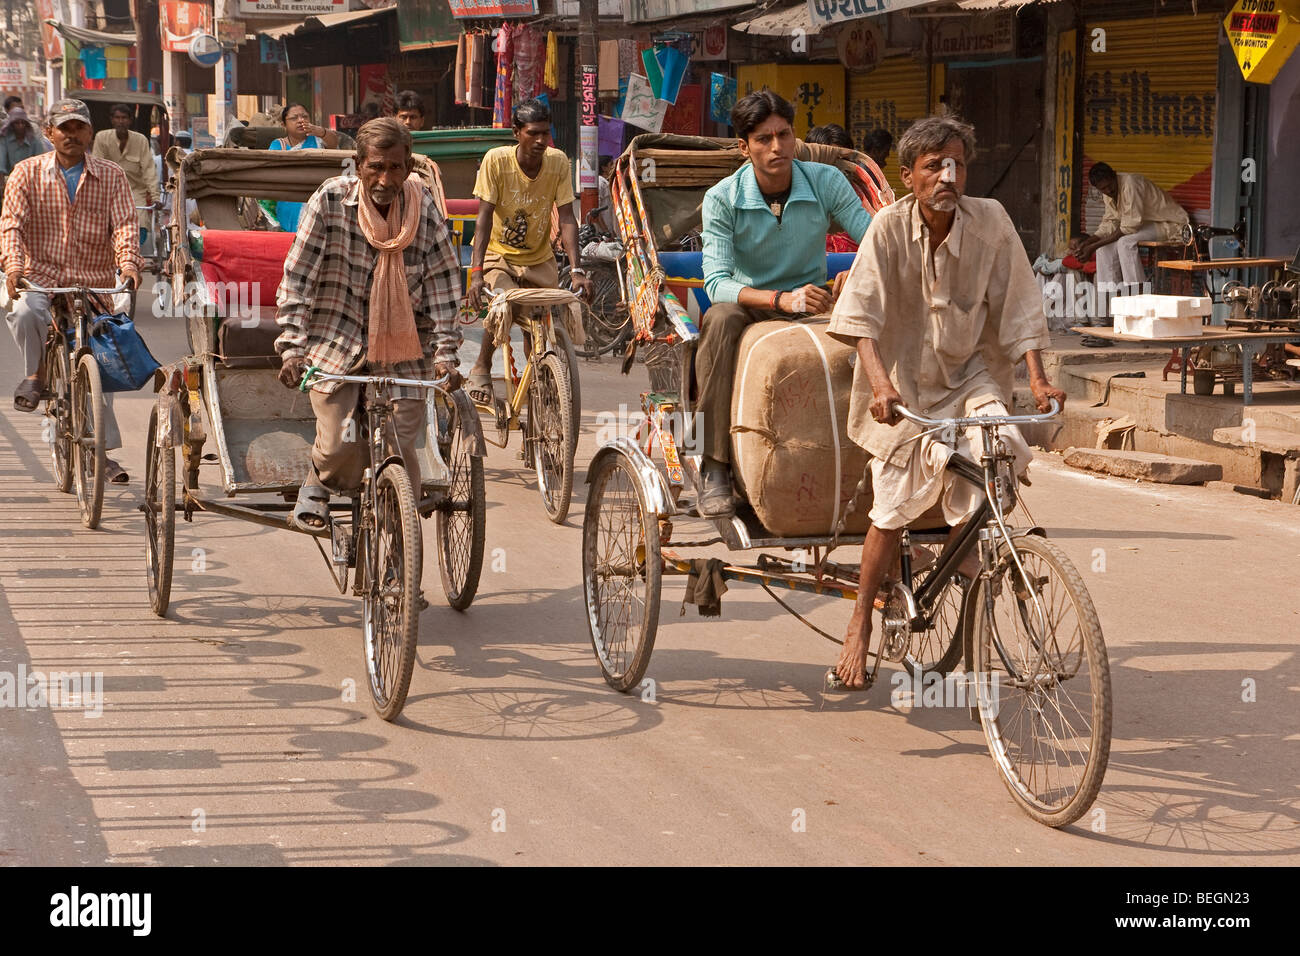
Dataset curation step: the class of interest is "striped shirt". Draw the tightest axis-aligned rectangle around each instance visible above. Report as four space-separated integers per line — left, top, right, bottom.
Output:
0 151 141 288
702 159 871 304
275 175 463 398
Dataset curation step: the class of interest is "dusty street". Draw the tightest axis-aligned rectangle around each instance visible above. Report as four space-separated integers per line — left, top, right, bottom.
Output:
0 291 1296 866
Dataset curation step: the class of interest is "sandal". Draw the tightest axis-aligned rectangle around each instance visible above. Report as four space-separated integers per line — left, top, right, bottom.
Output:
13 378 42 413
105 459 130 484
824 667 873 693
466 370 495 407
290 482 331 532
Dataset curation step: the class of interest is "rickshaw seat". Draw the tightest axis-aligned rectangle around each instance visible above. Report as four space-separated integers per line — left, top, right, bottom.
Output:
195 230 294 368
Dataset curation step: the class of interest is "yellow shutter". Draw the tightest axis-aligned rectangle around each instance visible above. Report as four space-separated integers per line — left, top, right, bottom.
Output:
847 55 930 197
1081 13 1220 232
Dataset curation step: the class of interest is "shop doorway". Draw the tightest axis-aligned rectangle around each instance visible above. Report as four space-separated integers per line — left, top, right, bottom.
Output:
945 58 1044 255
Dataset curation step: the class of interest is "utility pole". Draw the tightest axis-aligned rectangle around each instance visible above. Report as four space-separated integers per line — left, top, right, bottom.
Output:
577 0 599 220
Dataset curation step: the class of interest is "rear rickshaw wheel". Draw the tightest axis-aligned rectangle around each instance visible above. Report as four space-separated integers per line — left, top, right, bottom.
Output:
901 569 967 680
144 404 176 617
435 394 485 611
532 352 575 524
582 452 662 692
72 353 106 529
359 463 422 721
44 339 74 494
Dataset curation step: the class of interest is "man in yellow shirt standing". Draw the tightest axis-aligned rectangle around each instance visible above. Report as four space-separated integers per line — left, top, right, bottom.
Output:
463 99 590 405
91 103 159 246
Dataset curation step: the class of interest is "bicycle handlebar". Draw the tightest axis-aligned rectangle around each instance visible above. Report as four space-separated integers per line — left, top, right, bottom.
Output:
19 280 133 296
298 366 452 393
891 398 1061 429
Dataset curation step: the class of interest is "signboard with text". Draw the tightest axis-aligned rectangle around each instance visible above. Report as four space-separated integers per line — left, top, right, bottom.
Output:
1223 0 1300 84
237 0 350 16
807 0 936 31
161 1 214 52
447 0 538 18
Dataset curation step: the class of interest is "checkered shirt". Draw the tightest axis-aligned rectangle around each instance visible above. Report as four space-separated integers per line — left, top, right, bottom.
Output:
0 151 141 289
276 175 463 398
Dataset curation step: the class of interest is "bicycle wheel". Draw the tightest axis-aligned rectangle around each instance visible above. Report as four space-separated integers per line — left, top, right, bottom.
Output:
552 317 582 451
360 464 422 721
531 352 574 524
72 353 106 529
971 534 1111 827
435 395 485 610
144 404 175 616
902 568 967 680
44 340 73 494
582 451 662 692
575 266 628 358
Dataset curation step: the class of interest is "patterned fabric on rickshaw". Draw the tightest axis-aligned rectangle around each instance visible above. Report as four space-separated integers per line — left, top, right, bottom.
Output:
195 229 295 368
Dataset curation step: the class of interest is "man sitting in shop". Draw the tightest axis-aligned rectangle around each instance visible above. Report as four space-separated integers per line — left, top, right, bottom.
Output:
695 90 873 517
1075 161 1188 322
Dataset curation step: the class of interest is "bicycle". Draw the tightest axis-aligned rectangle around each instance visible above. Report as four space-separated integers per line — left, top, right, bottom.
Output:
29 280 132 530
137 201 170 277
559 213 631 358
469 287 582 523
298 367 450 720
878 400 1113 826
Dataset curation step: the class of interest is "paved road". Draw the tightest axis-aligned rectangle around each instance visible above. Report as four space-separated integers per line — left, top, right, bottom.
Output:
1 290 1295 865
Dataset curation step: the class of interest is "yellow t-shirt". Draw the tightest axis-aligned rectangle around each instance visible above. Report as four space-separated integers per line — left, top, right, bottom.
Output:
473 145 574 266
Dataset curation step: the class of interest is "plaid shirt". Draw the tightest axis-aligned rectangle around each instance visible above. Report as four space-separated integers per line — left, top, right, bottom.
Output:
276 175 462 397
0 151 141 288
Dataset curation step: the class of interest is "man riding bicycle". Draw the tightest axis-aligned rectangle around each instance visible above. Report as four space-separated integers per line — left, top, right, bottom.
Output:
275 117 463 534
2 98 141 483
463 98 591 406
826 115 1065 690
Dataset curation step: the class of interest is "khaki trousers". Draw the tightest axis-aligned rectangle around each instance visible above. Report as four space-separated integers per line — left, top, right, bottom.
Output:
694 302 786 464
483 250 560 291
309 384 426 495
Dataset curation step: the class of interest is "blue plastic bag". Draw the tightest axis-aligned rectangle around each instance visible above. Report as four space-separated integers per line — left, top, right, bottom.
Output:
89 313 161 392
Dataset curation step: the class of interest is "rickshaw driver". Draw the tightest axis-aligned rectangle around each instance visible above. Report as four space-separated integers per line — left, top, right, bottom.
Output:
825 115 1067 690
275 118 463 533
696 90 872 517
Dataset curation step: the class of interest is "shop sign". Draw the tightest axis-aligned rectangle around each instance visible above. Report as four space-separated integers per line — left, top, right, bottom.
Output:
0 61 26 88
697 24 728 61
447 0 538 18
932 14 1014 59
237 0 350 16
808 0 936 32
35 0 62 60
216 19 246 47
1224 0 1300 84
1052 30 1076 252
162 1 214 53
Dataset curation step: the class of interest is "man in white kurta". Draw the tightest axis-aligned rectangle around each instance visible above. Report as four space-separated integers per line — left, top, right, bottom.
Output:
825 114 1066 690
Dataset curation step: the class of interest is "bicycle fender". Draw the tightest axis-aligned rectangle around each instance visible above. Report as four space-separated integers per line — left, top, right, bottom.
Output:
587 437 673 517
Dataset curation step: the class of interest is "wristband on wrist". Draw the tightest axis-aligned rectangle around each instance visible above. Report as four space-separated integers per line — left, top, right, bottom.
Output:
770 290 782 311
571 267 587 276
470 266 483 274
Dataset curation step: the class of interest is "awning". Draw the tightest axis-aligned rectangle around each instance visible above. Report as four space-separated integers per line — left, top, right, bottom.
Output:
956 0 1047 9
258 6 394 40
44 19 137 47
733 3 822 36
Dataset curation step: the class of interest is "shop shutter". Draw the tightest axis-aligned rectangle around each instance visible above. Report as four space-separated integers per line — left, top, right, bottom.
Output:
847 55 930 198
1081 12 1220 232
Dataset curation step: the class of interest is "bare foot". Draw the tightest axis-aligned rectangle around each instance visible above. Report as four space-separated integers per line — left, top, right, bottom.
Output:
835 605 872 689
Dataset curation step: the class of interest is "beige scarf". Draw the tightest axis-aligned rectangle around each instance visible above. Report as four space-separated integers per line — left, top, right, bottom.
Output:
358 177 424 365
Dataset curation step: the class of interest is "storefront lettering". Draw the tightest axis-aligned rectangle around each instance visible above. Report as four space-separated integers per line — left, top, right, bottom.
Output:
1084 70 1215 138
796 82 825 129
848 97 905 144
810 0 889 22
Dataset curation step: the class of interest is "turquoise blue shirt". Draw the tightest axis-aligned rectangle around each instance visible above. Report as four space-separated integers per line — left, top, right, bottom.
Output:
61 160 85 203
702 159 872 304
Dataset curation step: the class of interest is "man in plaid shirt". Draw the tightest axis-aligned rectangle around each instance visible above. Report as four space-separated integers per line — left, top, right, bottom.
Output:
275 117 462 532
3 99 141 481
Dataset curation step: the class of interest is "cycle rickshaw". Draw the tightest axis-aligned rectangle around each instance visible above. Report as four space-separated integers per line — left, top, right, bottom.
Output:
142 147 487 720
581 134 1112 827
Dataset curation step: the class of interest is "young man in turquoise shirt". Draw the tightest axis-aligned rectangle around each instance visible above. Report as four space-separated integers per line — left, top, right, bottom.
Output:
696 90 872 516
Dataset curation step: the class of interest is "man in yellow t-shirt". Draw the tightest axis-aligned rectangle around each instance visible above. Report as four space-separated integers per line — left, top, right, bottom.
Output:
464 99 590 404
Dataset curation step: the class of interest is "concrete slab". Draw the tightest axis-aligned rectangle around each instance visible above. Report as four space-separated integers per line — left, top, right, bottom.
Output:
1063 447 1223 484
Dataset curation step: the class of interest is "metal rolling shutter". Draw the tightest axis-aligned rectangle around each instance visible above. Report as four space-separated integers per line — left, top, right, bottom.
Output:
1081 13 1220 232
847 56 931 198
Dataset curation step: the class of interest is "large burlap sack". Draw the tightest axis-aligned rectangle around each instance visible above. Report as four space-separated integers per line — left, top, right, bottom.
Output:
730 320 872 537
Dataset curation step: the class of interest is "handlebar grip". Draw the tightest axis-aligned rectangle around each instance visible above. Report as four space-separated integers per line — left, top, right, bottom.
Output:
298 364 320 392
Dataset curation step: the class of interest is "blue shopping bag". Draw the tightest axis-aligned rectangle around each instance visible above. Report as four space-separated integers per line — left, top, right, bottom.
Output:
89 313 161 392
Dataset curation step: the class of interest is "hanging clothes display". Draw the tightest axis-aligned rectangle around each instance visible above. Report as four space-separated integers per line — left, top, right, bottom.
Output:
468 32 487 109
514 25 544 104
493 23 514 128
454 32 467 105
543 30 559 94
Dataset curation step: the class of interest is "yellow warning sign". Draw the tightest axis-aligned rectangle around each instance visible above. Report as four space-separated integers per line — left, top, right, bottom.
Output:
1224 0 1300 84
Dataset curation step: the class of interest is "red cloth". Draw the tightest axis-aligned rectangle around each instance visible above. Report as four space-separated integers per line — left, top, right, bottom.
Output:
826 232 859 254
1062 254 1096 275
198 230 296 308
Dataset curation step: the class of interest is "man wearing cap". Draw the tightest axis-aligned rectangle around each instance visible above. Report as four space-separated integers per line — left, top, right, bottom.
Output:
0 107 50 187
2 99 141 482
